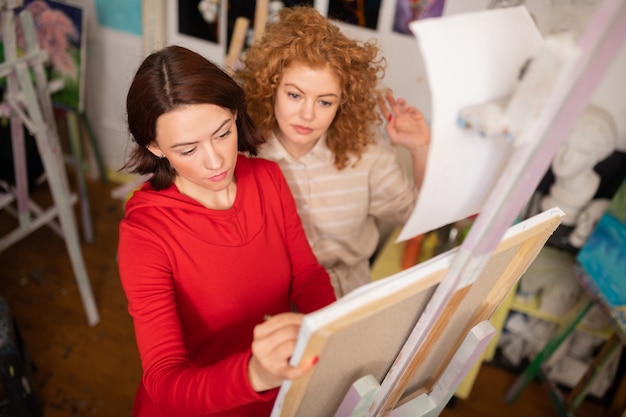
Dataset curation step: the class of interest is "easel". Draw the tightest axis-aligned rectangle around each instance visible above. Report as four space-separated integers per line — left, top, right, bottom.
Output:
334 321 496 417
224 0 268 74
505 291 623 416
331 1 626 416
505 224 626 416
57 105 108 243
0 0 99 326
271 207 564 417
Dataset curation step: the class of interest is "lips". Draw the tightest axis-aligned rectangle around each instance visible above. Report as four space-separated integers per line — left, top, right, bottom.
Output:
208 171 228 182
293 125 314 135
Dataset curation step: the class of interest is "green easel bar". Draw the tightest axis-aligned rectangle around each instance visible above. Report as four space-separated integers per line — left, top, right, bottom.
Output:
504 298 595 404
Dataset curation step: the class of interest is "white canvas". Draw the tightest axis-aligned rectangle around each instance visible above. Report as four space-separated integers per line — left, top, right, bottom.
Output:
397 6 544 241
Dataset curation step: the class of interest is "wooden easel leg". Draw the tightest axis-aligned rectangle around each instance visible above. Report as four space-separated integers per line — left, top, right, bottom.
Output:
18 78 99 325
65 109 94 243
9 114 29 224
566 332 623 412
2 9 100 326
79 111 108 182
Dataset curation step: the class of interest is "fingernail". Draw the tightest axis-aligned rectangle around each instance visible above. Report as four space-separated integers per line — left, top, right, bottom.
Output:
311 356 320 365
387 114 392 122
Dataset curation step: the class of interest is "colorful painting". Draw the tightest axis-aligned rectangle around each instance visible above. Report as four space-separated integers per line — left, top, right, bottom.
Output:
16 0 86 112
392 0 446 35
577 178 626 335
328 0 382 30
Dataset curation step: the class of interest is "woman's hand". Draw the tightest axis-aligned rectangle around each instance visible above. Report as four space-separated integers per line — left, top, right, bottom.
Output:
248 312 318 392
378 90 431 189
378 90 430 153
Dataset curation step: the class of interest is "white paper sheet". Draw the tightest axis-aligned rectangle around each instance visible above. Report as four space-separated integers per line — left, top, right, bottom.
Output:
397 6 544 241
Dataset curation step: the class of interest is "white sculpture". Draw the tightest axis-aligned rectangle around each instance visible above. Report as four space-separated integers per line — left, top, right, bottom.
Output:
198 0 220 24
541 104 617 228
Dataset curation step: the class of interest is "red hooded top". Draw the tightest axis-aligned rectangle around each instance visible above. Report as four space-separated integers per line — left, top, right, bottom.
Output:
118 154 335 417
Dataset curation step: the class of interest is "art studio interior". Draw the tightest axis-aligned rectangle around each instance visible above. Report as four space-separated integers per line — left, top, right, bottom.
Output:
0 0 625 416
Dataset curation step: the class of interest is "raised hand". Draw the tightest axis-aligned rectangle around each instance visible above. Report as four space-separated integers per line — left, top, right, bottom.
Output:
378 90 430 153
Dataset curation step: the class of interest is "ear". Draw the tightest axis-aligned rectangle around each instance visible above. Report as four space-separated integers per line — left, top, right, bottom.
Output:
146 142 163 158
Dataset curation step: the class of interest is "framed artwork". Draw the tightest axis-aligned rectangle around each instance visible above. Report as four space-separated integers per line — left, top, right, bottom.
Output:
162 0 223 65
17 0 87 112
178 0 219 44
327 0 382 30
392 0 446 35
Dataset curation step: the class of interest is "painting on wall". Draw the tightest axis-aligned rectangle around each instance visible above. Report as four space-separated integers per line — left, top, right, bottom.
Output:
178 0 219 44
327 0 382 30
16 0 87 112
392 0 446 35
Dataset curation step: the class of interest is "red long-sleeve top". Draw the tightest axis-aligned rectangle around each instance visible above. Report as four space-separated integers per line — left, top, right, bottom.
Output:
118 155 335 417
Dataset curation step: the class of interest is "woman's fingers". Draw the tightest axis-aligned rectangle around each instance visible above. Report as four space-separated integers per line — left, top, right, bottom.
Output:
249 312 315 391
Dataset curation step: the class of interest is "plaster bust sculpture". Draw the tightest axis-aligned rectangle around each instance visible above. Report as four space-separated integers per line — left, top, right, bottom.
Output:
541 104 617 227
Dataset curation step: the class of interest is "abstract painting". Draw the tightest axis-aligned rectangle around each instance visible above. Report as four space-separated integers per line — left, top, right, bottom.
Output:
577 178 626 335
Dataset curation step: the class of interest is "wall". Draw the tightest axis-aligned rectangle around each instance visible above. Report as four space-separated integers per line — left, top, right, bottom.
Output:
82 0 142 181
82 0 626 179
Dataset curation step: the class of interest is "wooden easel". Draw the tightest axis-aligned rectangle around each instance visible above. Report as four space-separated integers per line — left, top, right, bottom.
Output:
57 105 108 243
331 0 626 415
224 0 268 74
333 321 496 417
0 0 99 326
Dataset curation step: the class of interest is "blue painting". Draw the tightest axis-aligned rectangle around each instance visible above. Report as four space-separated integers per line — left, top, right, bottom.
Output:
577 178 626 334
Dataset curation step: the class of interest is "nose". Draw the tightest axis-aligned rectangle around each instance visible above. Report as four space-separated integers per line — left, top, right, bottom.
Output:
299 99 315 121
202 144 222 170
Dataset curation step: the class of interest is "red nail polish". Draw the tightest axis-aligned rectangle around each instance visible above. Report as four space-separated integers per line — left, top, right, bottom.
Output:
311 356 320 365
387 114 392 122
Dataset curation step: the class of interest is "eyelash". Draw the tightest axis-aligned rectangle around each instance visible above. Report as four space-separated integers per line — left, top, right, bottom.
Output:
179 130 232 156
288 92 334 107
217 129 232 140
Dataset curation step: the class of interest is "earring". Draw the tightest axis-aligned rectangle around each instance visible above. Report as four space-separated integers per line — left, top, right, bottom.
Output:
159 154 165 159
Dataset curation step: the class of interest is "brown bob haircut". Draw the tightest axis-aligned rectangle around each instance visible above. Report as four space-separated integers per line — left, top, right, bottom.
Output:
124 45 265 190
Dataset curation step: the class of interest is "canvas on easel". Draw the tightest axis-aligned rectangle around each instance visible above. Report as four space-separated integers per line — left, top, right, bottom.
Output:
16 0 87 112
576 177 626 336
271 207 564 417
268 0 624 414
0 3 99 326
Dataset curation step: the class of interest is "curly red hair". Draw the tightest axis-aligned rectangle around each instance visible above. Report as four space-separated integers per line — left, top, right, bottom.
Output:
236 6 386 170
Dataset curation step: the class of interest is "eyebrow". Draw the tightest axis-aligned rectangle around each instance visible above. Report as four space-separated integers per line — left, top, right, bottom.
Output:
284 82 339 98
170 117 232 149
